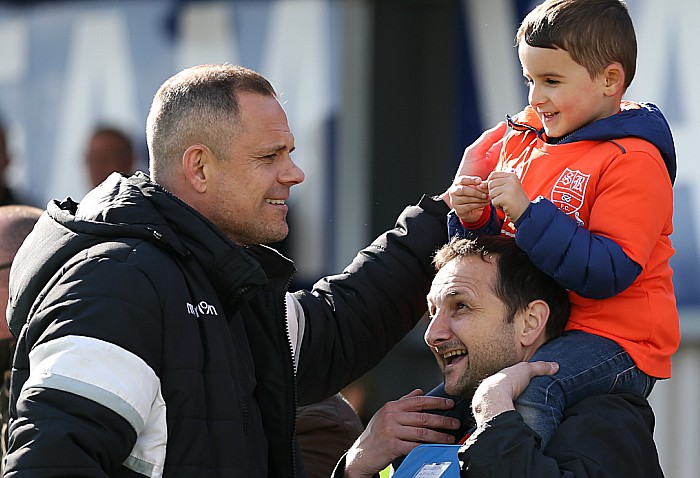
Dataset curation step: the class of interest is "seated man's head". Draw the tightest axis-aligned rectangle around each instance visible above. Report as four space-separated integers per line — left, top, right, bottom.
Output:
425 236 569 398
0 205 43 340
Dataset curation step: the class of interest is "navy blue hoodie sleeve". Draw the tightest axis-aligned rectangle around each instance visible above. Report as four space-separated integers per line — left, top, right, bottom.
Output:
447 206 503 240
514 197 641 298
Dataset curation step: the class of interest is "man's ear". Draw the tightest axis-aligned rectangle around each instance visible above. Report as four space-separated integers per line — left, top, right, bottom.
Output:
182 143 212 193
602 62 625 97
519 299 549 347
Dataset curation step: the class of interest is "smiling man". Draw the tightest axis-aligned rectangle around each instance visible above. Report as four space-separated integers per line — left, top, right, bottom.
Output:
4 64 505 478
337 236 664 478
425 236 567 402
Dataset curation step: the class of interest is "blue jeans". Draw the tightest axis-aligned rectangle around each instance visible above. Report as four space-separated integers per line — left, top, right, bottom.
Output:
515 331 656 448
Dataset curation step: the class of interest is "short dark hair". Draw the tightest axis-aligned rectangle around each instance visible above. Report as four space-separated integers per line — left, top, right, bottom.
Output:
433 236 570 341
516 0 637 89
146 64 277 183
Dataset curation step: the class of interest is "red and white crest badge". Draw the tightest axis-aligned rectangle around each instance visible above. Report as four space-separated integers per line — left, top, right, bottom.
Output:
551 168 589 216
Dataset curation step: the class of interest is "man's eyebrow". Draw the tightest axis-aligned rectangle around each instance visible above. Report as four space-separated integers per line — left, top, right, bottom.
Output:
261 144 295 155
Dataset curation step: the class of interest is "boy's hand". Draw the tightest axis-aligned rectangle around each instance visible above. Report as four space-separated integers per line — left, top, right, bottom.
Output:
449 176 490 224
487 171 530 223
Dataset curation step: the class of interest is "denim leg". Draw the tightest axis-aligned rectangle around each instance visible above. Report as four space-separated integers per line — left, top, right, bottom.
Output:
514 331 653 448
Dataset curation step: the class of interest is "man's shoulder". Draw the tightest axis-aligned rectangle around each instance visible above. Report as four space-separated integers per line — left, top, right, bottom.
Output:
551 393 663 475
79 236 174 265
562 392 654 425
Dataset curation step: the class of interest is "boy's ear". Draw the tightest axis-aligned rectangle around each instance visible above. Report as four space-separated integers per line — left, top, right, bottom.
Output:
519 299 550 347
603 62 625 96
182 143 212 193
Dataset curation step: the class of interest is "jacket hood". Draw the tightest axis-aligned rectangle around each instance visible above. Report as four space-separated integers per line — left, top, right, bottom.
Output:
8 172 281 337
508 101 677 184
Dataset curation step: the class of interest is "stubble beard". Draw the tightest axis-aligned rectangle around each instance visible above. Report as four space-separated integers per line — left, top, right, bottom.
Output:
444 322 519 399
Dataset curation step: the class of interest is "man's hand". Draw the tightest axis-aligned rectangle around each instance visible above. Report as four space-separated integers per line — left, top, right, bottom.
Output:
448 176 490 224
344 389 460 478
487 171 531 223
440 122 507 208
471 361 559 427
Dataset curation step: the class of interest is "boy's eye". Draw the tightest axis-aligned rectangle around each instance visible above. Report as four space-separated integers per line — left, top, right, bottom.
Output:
523 77 533 86
545 78 560 85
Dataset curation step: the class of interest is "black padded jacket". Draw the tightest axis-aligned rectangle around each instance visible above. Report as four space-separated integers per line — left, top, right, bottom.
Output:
4 172 449 477
459 393 664 477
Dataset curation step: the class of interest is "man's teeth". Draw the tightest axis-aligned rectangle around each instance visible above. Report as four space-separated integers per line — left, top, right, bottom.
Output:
267 199 285 205
443 349 466 359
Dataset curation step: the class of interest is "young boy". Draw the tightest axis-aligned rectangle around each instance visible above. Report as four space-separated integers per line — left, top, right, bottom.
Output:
447 0 679 447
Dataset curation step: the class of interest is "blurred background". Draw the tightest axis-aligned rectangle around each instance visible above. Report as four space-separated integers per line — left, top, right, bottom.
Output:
0 0 696 475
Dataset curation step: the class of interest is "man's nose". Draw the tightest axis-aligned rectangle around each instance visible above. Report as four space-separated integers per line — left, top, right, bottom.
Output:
282 157 305 186
424 309 450 348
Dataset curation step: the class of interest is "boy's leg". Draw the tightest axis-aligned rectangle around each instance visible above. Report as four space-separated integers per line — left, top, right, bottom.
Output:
514 330 653 448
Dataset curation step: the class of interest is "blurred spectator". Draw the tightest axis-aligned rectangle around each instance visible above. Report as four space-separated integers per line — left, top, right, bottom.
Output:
0 123 25 206
296 393 363 478
0 205 43 471
84 126 136 187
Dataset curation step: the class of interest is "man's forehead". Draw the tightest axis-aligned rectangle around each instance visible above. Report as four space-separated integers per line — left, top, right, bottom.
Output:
429 256 495 297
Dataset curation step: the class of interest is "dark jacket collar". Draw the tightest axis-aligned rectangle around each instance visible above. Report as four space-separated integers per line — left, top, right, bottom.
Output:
8 172 294 336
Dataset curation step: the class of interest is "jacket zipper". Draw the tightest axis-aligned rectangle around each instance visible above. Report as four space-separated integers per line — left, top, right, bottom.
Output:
283 274 298 478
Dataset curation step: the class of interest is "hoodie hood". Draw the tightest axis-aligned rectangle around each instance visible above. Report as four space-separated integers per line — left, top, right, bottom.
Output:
7 172 278 337
507 101 677 184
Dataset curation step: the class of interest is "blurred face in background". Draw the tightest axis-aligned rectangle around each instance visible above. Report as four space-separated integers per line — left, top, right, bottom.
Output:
85 130 135 187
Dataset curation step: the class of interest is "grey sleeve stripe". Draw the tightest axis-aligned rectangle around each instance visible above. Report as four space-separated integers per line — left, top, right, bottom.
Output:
30 373 145 431
24 335 168 477
25 335 159 432
124 454 156 477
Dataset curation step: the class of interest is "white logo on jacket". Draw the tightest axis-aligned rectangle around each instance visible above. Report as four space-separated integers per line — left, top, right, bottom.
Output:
551 168 589 226
186 301 219 318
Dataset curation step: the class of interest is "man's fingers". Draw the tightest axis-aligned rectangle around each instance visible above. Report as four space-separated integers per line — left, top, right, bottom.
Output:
393 392 455 412
527 361 559 377
399 389 425 399
501 361 559 380
403 423 457 444
407 411 460 431
381 395 461 432
470 122 507 155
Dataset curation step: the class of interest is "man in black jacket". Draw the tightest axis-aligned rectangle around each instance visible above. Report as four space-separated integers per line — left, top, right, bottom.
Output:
3 64 505 477
338 236 664 478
